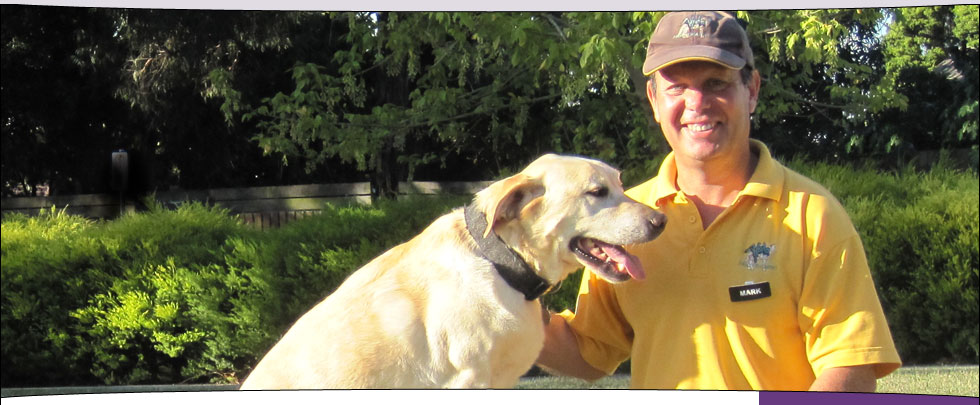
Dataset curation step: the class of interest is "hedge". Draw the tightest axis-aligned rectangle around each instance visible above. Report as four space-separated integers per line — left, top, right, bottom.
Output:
794 161 979 364
1 163 977 387
1 196 469 386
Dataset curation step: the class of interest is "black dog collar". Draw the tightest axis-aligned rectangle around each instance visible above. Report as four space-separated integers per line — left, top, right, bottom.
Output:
463 203 552 301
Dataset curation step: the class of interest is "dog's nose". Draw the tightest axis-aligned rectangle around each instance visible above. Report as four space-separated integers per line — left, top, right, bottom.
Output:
646 211 667 239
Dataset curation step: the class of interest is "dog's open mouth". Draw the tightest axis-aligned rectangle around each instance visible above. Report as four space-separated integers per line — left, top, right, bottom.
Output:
570 237 645 283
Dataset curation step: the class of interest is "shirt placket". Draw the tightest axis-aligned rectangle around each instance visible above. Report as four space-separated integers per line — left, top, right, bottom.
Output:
675 192 712 278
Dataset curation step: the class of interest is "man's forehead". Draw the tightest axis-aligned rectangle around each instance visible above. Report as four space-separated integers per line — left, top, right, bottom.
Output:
655 61 739 82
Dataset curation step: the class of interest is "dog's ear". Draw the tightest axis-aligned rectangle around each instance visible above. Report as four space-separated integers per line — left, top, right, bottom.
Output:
480 173 544 237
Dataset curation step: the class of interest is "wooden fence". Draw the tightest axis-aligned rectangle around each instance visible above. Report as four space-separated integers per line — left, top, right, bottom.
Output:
0 181 490 230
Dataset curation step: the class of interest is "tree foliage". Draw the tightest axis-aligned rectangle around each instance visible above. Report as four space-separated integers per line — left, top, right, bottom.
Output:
874 6 979 157
2 8 361 197
2 7 128 195
243 12 663 193
2 7 977 197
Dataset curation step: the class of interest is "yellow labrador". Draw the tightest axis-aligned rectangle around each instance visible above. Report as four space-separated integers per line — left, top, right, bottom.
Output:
239 154 665 389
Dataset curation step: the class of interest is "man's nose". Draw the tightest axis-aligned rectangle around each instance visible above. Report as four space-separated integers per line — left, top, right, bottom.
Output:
684 88 709 113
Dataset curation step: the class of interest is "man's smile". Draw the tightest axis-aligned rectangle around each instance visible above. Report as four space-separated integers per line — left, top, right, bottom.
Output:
682 120 723 141
685 122 717 133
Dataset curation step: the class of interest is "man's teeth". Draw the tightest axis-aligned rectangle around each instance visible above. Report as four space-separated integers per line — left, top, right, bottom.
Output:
688 123 715 132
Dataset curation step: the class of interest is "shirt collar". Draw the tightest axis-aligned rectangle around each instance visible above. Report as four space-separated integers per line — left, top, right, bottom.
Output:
645 139 785 204
742 140 784 201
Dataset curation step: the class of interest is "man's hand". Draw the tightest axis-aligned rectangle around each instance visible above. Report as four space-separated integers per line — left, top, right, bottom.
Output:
535 312 608 381
809 365 878 392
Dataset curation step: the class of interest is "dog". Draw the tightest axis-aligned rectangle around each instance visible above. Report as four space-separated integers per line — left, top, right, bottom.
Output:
238 154 666 389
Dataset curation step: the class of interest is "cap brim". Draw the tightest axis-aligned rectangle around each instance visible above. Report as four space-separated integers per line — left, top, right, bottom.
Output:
642 45 746 75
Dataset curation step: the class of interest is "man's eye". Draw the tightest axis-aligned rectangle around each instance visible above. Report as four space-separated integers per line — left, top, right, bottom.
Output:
665 85 685 96
587 187 609 198
705 79 729 91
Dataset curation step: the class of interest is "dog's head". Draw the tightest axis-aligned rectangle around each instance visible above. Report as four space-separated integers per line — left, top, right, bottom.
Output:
471 154 666 285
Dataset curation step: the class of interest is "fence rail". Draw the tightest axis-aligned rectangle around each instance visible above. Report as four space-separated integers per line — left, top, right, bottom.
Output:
1 181 485 230
0 193 121 218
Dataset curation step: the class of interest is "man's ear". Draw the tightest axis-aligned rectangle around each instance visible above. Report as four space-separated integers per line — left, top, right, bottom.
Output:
748 69 761 113
477 173 544 237
646 78 661 123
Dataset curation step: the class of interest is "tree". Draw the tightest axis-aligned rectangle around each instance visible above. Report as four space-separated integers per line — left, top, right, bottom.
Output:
243 12 648 196
239 9 935 192
98 9 348 191
2 7 129 196
871 6 978 160
4 7 976 198
2 7 361 197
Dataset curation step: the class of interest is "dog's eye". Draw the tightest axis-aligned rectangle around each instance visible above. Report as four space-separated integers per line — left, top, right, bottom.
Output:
587 186 609 198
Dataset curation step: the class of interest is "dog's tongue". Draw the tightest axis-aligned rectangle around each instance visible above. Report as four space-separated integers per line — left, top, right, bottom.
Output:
595 240 645 280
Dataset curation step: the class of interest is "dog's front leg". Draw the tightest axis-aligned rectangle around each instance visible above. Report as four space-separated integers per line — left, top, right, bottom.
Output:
445 366 491 388
444 344 492 388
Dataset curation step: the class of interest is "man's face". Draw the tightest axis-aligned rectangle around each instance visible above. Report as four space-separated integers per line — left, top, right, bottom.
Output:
646 61 760 164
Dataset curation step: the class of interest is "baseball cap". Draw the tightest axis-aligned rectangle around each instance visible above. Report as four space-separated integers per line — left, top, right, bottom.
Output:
642 11 754 76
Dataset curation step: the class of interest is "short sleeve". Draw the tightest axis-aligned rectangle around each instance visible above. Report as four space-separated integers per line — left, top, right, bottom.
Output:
798 234 902 378
560 268 635 375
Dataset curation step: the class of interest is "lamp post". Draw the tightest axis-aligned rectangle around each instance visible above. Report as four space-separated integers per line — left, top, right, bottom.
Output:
110 149 129 216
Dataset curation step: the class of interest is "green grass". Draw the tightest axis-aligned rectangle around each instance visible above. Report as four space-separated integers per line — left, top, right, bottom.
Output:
0 366 975 397
516 365 980 397
878 365 979 397
516 374 631 389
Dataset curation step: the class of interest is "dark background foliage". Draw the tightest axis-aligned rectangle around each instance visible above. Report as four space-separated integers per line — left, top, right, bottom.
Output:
3 7 977 197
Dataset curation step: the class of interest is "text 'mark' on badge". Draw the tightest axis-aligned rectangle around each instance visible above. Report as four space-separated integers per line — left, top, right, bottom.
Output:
729 281 772 302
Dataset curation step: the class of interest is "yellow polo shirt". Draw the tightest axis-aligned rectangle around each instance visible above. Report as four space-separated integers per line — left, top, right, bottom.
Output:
561 140 901 390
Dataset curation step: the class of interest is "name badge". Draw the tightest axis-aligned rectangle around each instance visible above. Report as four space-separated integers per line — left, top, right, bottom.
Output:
729 281 771 302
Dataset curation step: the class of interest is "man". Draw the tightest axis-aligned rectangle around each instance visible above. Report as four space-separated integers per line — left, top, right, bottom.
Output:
536 11 902 391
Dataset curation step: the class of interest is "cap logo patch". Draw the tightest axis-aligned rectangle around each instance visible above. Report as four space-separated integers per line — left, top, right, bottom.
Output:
674 15 709 39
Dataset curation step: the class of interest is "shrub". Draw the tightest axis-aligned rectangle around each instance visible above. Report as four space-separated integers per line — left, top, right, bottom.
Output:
849 185 978 364
1 208 111 386
2 196 471 386
71 196 469 385
68 201 252 384
796 161 979 364
2 167 976 386
223 195 470 381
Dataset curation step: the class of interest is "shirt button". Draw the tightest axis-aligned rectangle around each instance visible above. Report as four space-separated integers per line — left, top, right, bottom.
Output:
699 246 706 254
688 216 698 224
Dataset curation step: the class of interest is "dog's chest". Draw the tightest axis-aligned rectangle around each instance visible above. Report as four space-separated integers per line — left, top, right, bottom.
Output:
428 292 545 387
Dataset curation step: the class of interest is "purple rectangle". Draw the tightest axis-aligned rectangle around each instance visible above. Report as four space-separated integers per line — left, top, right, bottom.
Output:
760 392 979 405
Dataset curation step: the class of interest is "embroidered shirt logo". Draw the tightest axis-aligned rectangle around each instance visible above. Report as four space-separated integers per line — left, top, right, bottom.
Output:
674 15 709 39
742 243 776 271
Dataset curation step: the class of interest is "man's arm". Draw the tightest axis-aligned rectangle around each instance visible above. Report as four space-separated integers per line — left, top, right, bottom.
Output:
809 365 878 392
536 312 608 381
